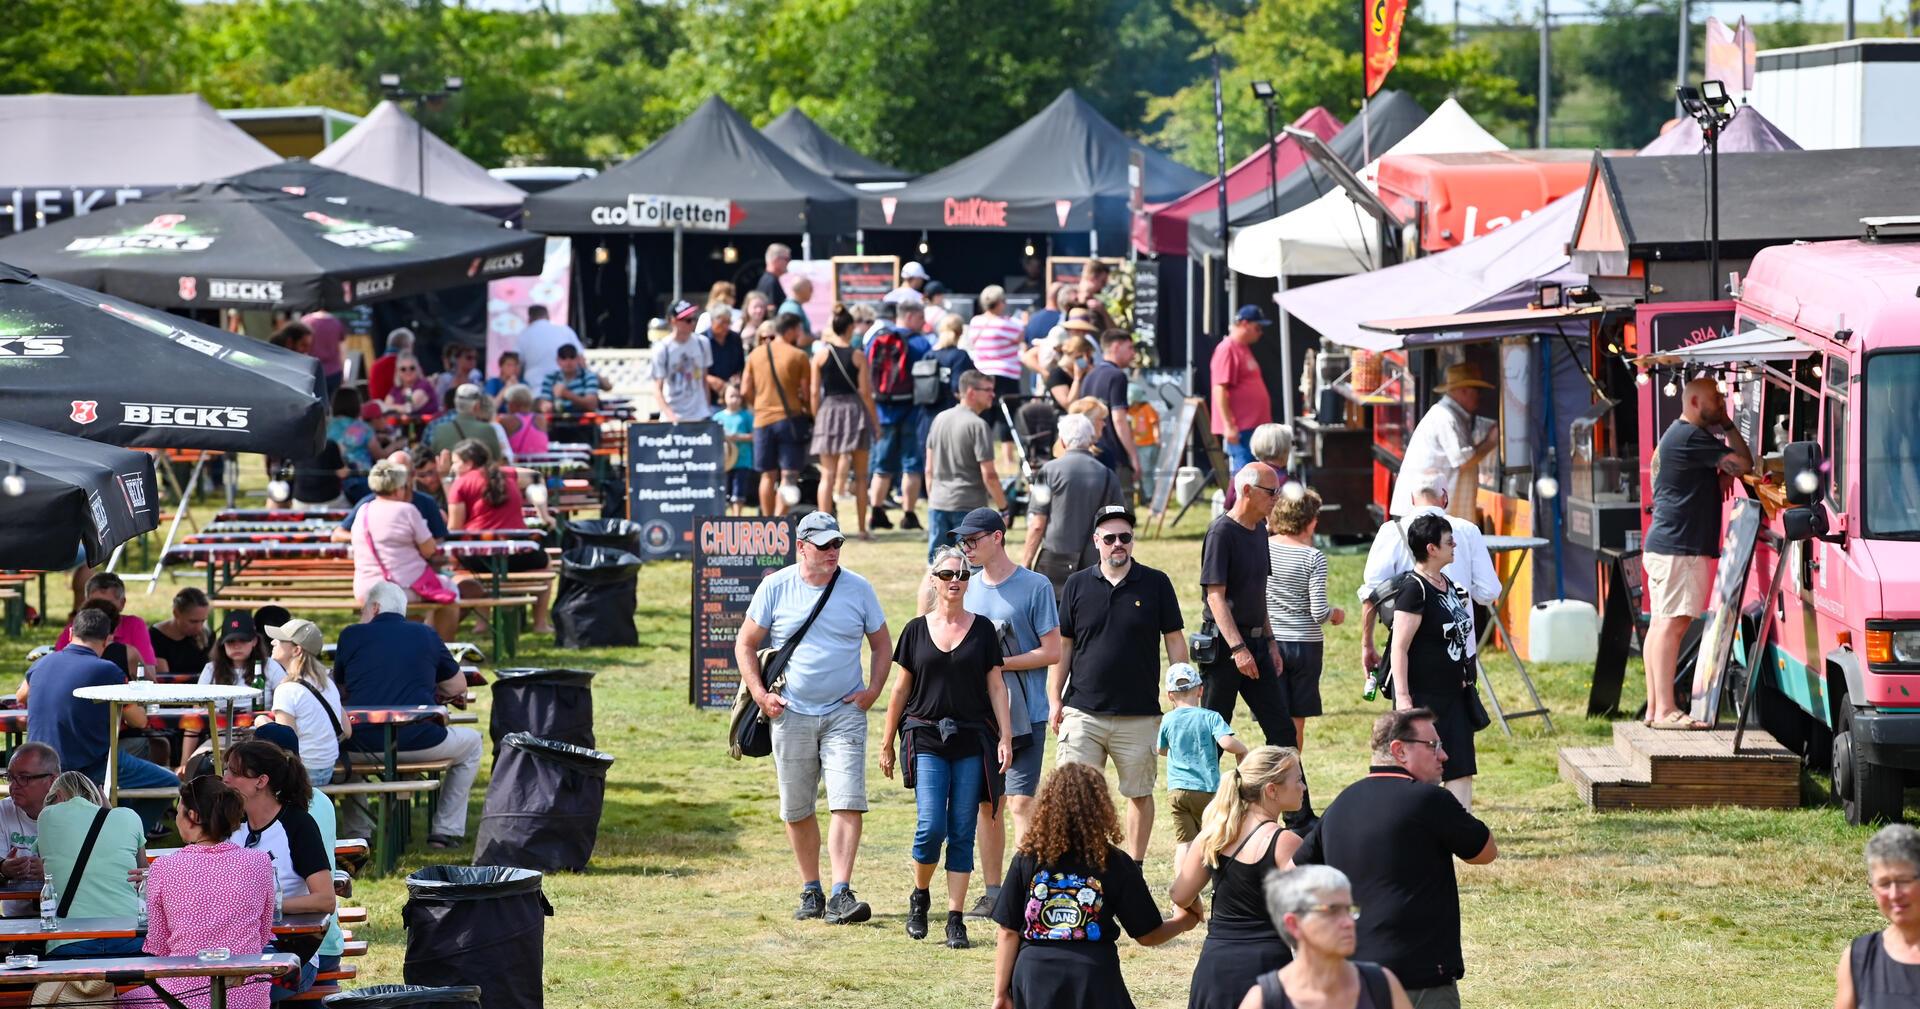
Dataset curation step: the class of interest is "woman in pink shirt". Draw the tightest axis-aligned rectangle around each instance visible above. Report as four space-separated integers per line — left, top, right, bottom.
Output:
963 285 1027 468
349 460 457 639
500 385 551 456
137 776 277 1009
447 441 552 634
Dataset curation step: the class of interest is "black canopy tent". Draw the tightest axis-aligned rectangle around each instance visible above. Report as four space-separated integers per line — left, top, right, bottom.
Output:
0 181 544 313
855 89 1207 255
761 108 912 186
0 418 160 570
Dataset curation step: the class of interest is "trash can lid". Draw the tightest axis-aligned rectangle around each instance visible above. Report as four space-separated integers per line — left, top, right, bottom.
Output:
405 863 547 901
559 545 643 570
503 732 616 774
323 985 483 1008
564 518 642 535
490 667 597 686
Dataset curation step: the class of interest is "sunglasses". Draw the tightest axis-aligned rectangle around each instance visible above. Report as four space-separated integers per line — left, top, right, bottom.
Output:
1100 532 1133 545
808 538 845 552
931 569 971 582
1248 484 1279 496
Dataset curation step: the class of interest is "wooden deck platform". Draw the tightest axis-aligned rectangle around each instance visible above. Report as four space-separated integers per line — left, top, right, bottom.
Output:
1559 722 1801 812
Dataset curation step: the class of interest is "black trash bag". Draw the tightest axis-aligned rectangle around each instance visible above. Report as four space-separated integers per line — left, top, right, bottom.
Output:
403 865 552 1009
474 733 614 873
561 517 640 554
551 545 640 648
324 984 483 1009
598 475 627 519
488 668 596 757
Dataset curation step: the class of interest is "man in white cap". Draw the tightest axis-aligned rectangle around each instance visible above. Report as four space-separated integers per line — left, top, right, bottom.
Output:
886 261 930 304
650 299 713 422
1391 363 1497 519
737 511 892 925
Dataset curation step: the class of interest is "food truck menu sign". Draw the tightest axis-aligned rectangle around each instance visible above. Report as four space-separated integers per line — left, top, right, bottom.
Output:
629 422 727 560
690 516 796 709
832 256 900 305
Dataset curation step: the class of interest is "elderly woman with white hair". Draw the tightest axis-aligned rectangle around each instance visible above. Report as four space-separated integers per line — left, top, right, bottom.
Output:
1250 423 1294 479
1025 412 1124 601
1838 824 1920 1008
349 459 458 639
1239 865 1412 1009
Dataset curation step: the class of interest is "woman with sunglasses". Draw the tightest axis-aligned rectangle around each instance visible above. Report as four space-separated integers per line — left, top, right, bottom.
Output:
879 545 1013 949
381 353 437 418
1385 512 1481 809
1241 865 1412 1009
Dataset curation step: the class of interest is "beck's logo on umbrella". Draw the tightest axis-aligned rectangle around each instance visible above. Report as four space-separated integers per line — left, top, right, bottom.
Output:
69 401 98 425
178 276 197 301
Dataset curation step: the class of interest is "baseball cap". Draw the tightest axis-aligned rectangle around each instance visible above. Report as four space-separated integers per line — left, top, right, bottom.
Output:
951 507 1006 540
252 722 301 756
1235 304 1272 327
1165 663 1201 692
795 510 845 546
1093 504 1135 529
925 280 949 296
219 610 257 642
251 605 291 634
455 383 484 404
901 261 929 280
265 617 325 656
670 299 700 322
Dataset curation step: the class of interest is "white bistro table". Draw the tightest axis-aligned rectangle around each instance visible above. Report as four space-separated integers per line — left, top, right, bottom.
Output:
73 682 260 804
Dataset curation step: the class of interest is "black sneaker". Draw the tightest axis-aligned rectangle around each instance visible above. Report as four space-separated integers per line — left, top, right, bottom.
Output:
944 913 970 949
966 891 998 919
906 889 930 940
901 510 923 531
794 888 825 921
824 888 872 925
870 507 893 530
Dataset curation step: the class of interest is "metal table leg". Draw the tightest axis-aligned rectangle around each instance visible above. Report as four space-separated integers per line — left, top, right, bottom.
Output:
1474 565 1554 736
105 706 122 806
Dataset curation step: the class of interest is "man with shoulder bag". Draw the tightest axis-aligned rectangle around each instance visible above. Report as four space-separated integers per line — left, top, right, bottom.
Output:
738 312 815 515
735 512 893 925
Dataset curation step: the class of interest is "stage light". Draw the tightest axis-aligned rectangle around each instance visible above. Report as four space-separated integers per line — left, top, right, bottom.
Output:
593 244 609 265
1250 80 1276 100
723 245 739 265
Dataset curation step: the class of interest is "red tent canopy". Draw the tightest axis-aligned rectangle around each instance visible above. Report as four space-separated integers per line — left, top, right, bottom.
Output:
1131 107 1342 257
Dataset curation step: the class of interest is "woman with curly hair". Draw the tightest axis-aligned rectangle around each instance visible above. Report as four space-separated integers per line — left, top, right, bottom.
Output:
1170 746 1307 1009
990 762 1200 1008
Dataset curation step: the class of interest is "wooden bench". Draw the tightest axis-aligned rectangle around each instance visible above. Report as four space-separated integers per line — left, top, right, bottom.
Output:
210 594 536 660
322 779 442 876
316 965 359 983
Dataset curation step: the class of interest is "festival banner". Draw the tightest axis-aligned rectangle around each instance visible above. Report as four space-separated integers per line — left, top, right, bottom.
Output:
1365 0 1408 97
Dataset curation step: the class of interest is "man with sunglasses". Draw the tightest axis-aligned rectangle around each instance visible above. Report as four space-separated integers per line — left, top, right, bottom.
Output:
0 742 58 915
1294 709 1497 1009
945 508 1060 920
738 512 892 925
1051 504 1186 862
1200 467 1307 784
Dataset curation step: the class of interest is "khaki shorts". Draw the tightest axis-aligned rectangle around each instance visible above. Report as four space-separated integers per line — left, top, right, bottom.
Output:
1644 552 1714 619
1168 788 1214 843
1056 708 1159 798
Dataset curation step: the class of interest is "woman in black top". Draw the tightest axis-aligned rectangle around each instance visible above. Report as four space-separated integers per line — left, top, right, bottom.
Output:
991 762 1199 1009
1387 513 1480 791
809 306 881 538
149 587 212 677
1838 823 1920 1008
881 545 1012 949
1170 746 1307 1009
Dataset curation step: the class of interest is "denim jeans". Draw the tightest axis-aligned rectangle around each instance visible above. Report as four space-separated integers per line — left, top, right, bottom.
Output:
927 508 968 562
48 936 145 958
83 753 180 834
912 750 984 872
308 764 334 788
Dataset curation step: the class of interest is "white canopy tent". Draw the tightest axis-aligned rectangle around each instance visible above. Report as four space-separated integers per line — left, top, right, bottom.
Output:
1226 99 1507 278
313 100 525 211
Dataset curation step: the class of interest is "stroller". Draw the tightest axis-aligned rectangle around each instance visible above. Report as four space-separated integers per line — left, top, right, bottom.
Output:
999 394 1058 519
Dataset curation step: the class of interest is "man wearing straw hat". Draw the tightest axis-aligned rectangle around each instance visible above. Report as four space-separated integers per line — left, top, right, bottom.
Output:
1391 363 1498 521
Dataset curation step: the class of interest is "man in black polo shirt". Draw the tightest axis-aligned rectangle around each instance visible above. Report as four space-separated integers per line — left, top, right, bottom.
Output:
1050 505 1186 861
1295 708 1498 1009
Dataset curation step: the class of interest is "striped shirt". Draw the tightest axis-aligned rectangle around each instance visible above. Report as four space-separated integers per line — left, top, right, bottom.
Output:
1266 540 1332 642
965 312 1025 380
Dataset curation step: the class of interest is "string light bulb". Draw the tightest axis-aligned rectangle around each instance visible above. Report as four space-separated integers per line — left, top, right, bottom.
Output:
1 468 23 498
1024 241 1036 257
1635 371 1650 388
1663 379 1678 398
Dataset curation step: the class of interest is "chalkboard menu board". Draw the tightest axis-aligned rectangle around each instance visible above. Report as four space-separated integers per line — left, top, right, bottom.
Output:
627 421 727 560
1133 260 1160 339
690 516 796 709
832 256 900 305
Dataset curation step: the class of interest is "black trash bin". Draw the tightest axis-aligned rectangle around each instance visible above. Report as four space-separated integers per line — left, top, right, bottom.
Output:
488 667 596 756
551 545 640 648
561 517 640 554
403 866 551 1009
324 984 483 1009
474 733 614 873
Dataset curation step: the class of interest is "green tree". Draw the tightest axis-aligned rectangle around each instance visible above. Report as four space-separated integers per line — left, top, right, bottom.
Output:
1569 0 1681 147
0 0 190 95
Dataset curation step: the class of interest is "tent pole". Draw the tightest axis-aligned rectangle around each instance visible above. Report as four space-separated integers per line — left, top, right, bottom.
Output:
672 225 684 305
1186 256 1197 395
1278 272 1295 423
855 229 865 256
802 233 813 261
1089 230 1099 258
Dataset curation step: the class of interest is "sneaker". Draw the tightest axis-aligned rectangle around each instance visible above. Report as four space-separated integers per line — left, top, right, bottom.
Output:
824 888 872 925
944 914 970 949
870 507 893 530
901 510 923 531
794 888 825 921
906 889 930 940
966 891 997 919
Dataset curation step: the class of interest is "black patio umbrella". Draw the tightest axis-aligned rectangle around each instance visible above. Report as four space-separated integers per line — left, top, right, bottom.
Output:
0 417 160 569
0 180 543 313
0 262 327 455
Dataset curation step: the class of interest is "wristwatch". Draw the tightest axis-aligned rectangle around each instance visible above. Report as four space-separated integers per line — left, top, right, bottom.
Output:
1229 643 1248 654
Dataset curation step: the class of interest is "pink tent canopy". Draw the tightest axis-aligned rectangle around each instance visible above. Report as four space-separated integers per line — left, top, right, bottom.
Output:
1131 107 1341 257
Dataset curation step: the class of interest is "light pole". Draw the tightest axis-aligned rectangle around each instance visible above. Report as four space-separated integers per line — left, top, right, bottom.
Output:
379 74 464 197
1250 81 1280 223
1677 81 1733 296
1538 0 1551 146
1674 0 1690 120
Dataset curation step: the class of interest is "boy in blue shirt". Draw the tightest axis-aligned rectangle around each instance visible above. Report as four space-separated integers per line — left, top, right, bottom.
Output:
1156 662 1248 866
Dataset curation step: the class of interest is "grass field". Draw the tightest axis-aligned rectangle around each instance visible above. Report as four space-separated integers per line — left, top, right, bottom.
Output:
3 508 1883 1008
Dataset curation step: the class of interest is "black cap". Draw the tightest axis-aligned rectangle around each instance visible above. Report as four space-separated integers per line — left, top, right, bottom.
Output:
252 605 291 635
219 610 257 642
1093 504 1135 529
951 507 1006 539
924 280 949 296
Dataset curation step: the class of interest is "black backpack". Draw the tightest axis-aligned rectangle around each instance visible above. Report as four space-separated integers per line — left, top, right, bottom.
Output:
869 328 914 404
911 356 943 406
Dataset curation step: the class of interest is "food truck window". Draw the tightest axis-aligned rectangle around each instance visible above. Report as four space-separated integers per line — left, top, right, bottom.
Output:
1864 352 1920 537
1789 362 1820 445
1826 356 1849 511
1755 373 1791 459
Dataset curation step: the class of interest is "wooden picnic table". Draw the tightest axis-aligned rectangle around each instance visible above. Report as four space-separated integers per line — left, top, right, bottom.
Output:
72 684 258 804
0 913 329 941
345 705 448 874
0 952 301 1009
163 539 544 596
214 509 346 522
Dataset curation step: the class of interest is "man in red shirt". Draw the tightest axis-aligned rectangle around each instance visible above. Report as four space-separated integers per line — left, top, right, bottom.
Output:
1211 305 1274 476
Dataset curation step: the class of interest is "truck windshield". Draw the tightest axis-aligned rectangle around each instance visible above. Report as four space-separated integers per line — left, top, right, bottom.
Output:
1867 352 1920 537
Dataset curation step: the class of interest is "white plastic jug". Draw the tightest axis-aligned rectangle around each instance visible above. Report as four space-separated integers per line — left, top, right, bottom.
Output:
1528 599 1599 664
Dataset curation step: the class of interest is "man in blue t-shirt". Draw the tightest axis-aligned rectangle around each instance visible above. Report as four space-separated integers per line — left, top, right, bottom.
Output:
946 508 1061 921
868 301 932 532
333 581 480 848
738 512 892 926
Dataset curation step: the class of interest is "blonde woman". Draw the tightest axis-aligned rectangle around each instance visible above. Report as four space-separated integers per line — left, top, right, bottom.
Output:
38 771 146 957
1170 746 1307 1009
262 619 346 785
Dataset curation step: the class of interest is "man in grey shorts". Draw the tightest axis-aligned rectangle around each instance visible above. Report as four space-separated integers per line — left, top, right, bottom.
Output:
737 512 893 925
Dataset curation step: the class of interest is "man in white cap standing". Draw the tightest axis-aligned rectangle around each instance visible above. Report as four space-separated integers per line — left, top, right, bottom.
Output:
886 262 930 304
1392 363 1497 520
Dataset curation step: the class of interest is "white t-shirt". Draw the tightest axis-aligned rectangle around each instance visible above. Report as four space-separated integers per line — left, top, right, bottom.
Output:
198 658 287 710
271 678 345 777
0 800 38 917
1391 397 1479 517
517 319 583 398
233 805 330 909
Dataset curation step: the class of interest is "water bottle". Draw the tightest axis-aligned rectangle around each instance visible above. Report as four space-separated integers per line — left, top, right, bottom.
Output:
39 874 56 930
136 876 148 930
132 660 147 683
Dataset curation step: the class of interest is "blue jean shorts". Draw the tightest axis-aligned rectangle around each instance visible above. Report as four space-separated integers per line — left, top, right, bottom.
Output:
871 410 925 476
753 419 809 474
1004 720 1049 798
